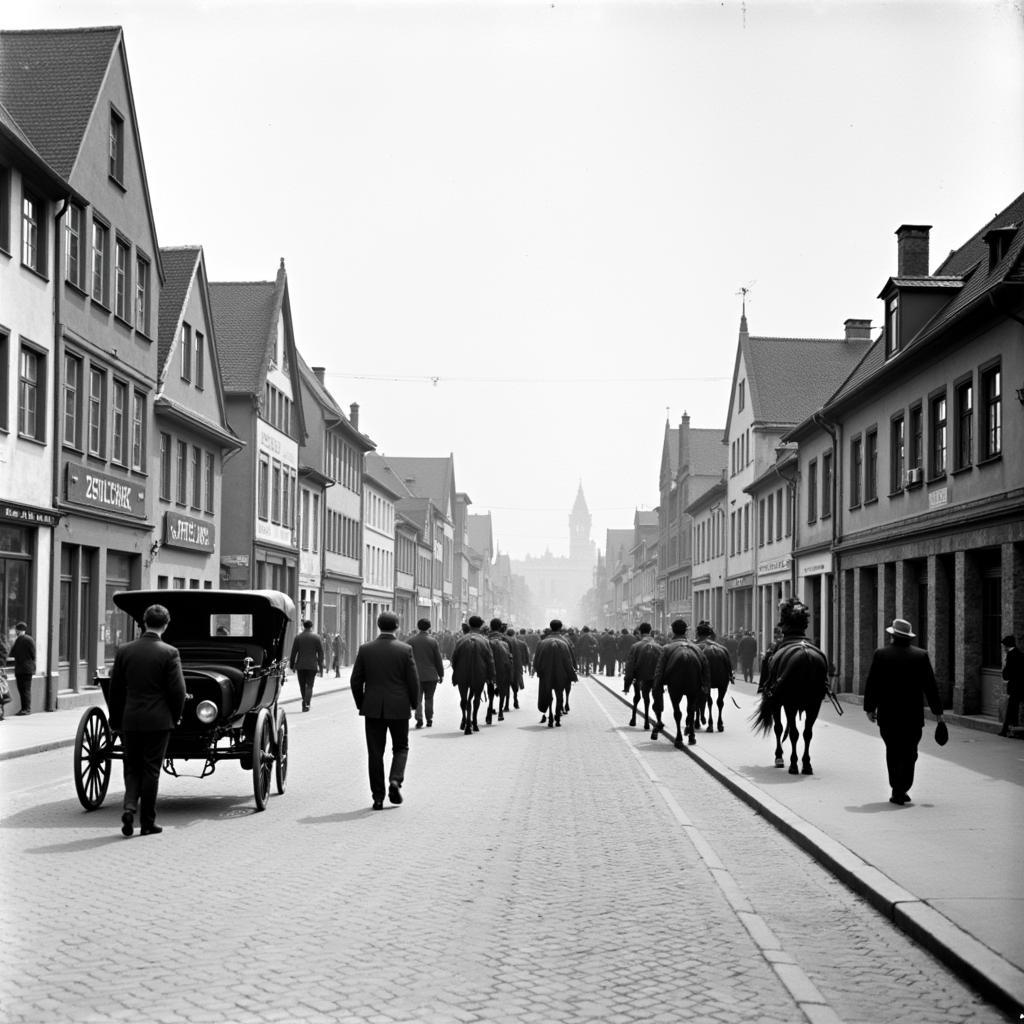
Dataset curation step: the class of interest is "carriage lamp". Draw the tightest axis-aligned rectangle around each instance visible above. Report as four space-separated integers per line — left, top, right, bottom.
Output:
195 700 218 724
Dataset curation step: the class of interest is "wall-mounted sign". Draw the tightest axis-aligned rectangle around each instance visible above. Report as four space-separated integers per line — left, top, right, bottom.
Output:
65 463 145 518
0 500 61 527
163 511 215 552
928 487 948 509
222 554 250 567
758 555 791 576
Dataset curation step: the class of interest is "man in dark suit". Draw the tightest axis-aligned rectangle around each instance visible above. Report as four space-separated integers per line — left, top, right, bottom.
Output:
863 617 946 805
289 619 325 712
107 604 187 837
533 620 577 728
350 611 419 810
10 622 36 715
409 618 444 729
999 635 1024 737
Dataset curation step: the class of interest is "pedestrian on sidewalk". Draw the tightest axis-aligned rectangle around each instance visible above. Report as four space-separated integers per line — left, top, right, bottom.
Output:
409 618 444 728
10 623 36 715
863 617 945 806
737 630 758 684
289 619 325 712
0 633 9 721
331 632 343 677
998 635 1023 737
107 604 187 837
350 611 419 810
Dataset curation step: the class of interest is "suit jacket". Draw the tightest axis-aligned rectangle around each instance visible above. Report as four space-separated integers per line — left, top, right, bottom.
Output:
289 629 325 672
10 633 36 675
350 634 419 719
1003 646 1024 695
863 641 943 729
107 631 187 732
532 634 578 688
409 631 444 683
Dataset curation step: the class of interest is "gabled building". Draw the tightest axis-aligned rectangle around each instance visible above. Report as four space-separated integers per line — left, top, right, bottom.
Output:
453 491 473 626
629 510 660 624
361 453 401 640
2 27 166 703
787 195 1024 717
152 246 242 591
210 260 307 618
721 306 873 638
687 477 727 631
394 512 420 630
467 511 496 618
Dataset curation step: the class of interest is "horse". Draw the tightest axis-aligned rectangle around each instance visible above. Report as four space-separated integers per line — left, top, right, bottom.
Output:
751 638 829 774
457 680 484 735
650 639 710 749
695 637 734 732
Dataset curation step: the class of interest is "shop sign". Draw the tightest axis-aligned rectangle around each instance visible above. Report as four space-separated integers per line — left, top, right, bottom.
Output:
727 573 753 590
163 511 215 552
65 464 145 518
222 554 250 567
799 553 832 577
758 555 791 576
0 500 61 527
928 487 948 510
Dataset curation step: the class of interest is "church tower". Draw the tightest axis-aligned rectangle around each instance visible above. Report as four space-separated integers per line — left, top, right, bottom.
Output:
569 482 593 563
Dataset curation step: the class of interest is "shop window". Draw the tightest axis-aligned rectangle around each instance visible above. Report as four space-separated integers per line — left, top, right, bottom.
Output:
104 552 134 664
0 526 32 647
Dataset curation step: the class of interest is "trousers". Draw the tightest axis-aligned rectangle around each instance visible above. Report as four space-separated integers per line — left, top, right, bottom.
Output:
415 680 438 725
364 717 409 800
879 723 922 797
122 730 171 828
296 669 317 707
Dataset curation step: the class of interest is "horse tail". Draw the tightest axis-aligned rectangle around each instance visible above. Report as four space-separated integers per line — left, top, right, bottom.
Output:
750 694 776 736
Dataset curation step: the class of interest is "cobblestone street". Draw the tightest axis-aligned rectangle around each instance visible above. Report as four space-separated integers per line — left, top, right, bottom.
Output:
0 678 1009 1024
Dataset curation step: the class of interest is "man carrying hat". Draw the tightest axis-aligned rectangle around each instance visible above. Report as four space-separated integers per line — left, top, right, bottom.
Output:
863 618 945 806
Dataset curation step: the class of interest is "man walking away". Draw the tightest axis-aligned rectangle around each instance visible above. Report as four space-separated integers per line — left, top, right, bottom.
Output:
289 619 325 712
863 618 945 806
737 630 758 684
107 604 187 837
350 611 419 809
999 635 1024 737
10 622 36 715
533 620 577 728
409 619 444 728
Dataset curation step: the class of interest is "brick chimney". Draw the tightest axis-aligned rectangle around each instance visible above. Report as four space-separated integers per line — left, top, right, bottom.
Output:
678 411 690 474
844 319 872 341
896 225 931 276
312 366 326 385
349 402 359 430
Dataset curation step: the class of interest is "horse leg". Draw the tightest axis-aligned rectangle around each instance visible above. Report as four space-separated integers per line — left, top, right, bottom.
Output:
629 683 640 727
788 710 800 774
497 681 506 721
717 689 725 732
672 696 684 749
686 693 697 746
650 684 663 740
554 687 563 727
773 711 785 767
801 706 819 775
472 691 481 732
643 685 652 731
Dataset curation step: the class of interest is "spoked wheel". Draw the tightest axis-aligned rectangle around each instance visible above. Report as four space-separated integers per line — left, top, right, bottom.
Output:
74 707 112 810
252 708 273 811
274 708 289 795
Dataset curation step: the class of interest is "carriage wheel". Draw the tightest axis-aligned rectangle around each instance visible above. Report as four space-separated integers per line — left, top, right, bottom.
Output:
274 709 289 795
74 707 112 810
252 708 273 811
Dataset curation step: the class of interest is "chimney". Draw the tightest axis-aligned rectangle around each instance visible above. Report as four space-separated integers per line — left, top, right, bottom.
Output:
844 318 872 341
678 411 690 473
896 224 931 276
349 402 359 430
312 366 326 385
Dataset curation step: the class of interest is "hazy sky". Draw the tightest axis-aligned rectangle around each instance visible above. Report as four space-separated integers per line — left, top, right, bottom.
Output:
13 0 1024 557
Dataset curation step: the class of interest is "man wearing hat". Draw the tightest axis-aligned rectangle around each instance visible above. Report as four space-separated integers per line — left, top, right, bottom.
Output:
863 618 945 805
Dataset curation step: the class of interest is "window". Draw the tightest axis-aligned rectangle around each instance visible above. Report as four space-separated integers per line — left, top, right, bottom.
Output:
890 415 905 492
257 456 270 520
865 428 878 501
981 364 1001 459
111 380 128 464
180 323 192 381
135 255 150 334
194 331 205 390
885 295 899 357
909 403 923 469
955 379 973 470
821 451 833 518
109 109 125 183
114 239 130 320
18 345 44 440
807 459 818 522
743 504 749 551
930 393 947 477
65 204 85 289
191 447 202 508
0 330 8 430
850 436 862 507
0 164 9 253
159 433 172 500
87 367 105 456
91 220 109 304
738 379 745 411
176 440 188 504
758 498 766 546
204 452 214 513
301 490 311 550
271 461 282 523
63 353 82 447
775 487 783 540
21 190 44 273
131 390 145 470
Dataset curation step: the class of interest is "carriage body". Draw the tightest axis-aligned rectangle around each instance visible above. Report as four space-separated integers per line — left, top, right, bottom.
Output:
74 589 295 811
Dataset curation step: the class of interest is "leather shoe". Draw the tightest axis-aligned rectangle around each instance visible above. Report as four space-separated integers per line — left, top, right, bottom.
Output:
426 720 432 727
121 811 134 837
415 721 423 729
140 825 163 835
388 782 403 805
372 800 384 810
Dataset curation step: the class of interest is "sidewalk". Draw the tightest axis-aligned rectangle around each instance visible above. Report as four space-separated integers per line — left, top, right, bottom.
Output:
592 671 1024 1016
0 667 353 761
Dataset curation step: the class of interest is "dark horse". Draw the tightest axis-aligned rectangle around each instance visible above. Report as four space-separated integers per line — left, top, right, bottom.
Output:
651 633 710 748
752 638 829 774
695 634 734 733
458 679 484 735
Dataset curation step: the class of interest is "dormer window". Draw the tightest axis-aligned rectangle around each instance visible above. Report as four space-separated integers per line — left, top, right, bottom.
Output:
109 108 125 184
885 295 899 357
984 225 1017 270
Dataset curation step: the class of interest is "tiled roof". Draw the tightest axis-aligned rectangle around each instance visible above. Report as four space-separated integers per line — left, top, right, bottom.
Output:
885 276 963 289
689 428 727 477
0 27 120 177
467 513 493 556
663 427 679 476
208 281 277 393
604 528 633 564
365 453 414 501
157 247 200 370
745 334 873 427
934 190 1024 276
380 456 454 512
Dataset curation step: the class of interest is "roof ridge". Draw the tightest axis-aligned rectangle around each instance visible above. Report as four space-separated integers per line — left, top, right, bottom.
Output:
0 25 122 35
749 335 848 344
159 244 202 253
209 279 275 286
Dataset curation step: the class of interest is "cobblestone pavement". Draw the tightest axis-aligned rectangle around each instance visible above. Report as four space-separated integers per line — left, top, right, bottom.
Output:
0 678 1010 1024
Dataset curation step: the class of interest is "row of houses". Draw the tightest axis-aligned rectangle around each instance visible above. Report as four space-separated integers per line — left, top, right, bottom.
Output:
0 26 519 713
588 191 1023 720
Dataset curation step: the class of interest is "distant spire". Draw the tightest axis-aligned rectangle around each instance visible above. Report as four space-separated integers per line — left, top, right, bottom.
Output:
572 480 588 514
737 285 751 335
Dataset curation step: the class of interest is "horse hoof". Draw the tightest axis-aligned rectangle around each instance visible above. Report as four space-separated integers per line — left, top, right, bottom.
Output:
775 758 785 768
547 719 554 729
540 716 547 725
650 729 659 741
705 725 713 733
789 764 799 775
717 723 724 732
675 738 684 749
555 718 561 727
464 727 472 735
802 765 813 776
688 735 696 746
472 723 479 732
629 717 636 727
498 713 504 721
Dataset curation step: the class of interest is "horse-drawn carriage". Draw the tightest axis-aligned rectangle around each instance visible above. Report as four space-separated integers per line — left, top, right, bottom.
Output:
73 589 294 812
